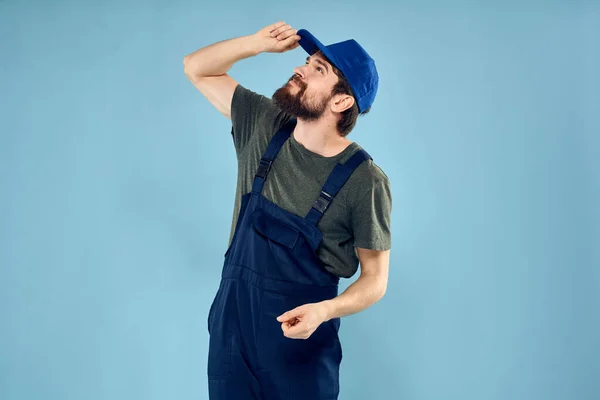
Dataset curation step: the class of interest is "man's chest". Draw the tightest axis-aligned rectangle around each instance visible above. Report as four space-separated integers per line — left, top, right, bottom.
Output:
239 144 352 232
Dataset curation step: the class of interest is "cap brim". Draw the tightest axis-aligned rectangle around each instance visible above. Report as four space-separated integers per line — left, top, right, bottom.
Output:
297 29 342 74
297 29 324 55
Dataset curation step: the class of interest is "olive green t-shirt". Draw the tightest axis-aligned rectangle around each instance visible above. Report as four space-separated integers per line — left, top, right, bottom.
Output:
227 84 392 278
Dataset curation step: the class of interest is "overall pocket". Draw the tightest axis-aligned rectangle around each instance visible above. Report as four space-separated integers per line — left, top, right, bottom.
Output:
256 290 342 398
250 209 300 250
248 209 311 283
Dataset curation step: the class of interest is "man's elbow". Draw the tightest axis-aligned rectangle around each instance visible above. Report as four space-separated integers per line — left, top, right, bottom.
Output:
183 55 193 77
369 275 387 304
376 282 387 302
183 55 200 80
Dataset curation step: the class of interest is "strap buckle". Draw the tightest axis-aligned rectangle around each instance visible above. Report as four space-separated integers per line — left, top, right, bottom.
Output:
312 190 333 213
256 158 272 179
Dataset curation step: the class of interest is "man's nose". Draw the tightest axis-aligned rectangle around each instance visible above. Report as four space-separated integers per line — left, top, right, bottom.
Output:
293 66 305 79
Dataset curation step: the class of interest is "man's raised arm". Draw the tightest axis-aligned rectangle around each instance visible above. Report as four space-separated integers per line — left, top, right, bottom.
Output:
183 22 300 119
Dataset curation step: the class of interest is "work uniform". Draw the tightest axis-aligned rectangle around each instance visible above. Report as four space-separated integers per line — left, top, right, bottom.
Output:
207 118 372 400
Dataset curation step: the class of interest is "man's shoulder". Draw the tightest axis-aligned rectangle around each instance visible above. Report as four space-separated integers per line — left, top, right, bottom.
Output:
233 83 259 100
341 145 391 201
232 84 291 129
341 146 392 221
233 84 277 111
347 145 390 186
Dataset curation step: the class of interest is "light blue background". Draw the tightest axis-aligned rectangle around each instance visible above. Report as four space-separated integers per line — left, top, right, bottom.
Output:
1 1 598 399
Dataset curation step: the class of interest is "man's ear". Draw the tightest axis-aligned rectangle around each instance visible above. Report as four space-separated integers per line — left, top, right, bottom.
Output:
331 94 355 113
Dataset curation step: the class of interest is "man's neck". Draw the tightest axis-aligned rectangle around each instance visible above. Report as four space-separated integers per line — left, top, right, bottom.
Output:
293 118 353 158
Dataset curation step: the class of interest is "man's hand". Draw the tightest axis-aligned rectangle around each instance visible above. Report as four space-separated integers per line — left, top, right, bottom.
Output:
276 302 331 339
253 21 301 54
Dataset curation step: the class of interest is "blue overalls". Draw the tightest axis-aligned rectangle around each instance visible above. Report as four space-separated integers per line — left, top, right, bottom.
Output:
207 119 372 400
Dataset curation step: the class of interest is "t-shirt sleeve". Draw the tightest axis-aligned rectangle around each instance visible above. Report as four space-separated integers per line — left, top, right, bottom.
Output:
351 176 393 251
230 84 286 155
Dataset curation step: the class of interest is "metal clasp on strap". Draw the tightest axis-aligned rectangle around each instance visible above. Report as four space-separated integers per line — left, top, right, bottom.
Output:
312 190 333 213
256 158 273 179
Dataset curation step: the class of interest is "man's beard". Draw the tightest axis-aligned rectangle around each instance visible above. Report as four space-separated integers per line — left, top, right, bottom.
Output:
272 76 331 121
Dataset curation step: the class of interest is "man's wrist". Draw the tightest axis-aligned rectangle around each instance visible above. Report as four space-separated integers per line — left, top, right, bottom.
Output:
244 34 265 56
320 299 337 322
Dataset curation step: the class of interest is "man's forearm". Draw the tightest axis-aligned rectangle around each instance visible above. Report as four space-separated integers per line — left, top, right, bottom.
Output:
183 35 263 78
322 272 387 321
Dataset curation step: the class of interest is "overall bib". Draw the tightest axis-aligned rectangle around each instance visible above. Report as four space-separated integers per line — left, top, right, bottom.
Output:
207 119 372 400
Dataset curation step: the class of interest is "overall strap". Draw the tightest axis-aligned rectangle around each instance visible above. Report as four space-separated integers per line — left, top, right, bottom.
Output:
251 119 297 195
305 149 372 226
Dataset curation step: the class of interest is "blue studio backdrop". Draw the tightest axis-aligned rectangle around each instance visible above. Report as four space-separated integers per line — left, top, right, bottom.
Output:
1 1 598 399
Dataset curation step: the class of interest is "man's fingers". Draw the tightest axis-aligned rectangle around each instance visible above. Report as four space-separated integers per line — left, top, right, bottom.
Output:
277 312 288 322
281 321 295 335
277 308 299 322
278 35 301 52
276 28 297 41
268 21 287 33
282 321 307 339
270 23 292 37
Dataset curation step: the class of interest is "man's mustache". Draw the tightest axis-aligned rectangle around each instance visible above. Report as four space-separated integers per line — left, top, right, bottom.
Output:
289 76 306 89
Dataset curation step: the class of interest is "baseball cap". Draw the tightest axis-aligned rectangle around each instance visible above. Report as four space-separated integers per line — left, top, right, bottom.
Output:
297 29 379 114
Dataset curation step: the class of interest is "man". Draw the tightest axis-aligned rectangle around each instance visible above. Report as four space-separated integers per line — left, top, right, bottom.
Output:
184 21 392 400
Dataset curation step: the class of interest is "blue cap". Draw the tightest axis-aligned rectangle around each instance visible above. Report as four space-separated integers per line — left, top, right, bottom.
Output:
297 29 379 114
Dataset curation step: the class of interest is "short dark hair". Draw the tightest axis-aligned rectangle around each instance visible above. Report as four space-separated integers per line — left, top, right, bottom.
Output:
315 51 371 137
